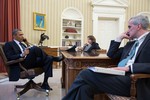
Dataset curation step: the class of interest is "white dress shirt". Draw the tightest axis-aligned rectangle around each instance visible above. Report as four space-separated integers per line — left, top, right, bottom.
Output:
115 32 149 73
14 39 24 53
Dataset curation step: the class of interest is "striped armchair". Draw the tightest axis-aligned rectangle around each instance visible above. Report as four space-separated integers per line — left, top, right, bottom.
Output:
106 73 150 100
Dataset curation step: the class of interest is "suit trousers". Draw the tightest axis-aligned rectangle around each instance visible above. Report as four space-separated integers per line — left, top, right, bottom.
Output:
21 46 53 77
62 69 131 100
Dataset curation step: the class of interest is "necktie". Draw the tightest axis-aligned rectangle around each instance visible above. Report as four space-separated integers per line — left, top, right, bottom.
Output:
19 42 26 51
118 40 139 67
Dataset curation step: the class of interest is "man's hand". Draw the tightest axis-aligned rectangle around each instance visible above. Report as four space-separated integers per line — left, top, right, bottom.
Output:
116 31 130 42
23 38 30 47
111 66 129 72
22 48 30 57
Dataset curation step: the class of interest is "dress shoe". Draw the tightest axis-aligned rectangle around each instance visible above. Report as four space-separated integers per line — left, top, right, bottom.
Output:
41 83 53 90
53 55 64 62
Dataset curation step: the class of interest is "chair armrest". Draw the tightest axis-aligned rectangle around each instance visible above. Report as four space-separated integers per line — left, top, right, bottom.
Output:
107 66 150 80
6 58 24 65
130 73 150 99
130 74 150 80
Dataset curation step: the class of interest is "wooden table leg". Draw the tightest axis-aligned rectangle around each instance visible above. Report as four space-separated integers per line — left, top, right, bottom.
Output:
61 61 66 88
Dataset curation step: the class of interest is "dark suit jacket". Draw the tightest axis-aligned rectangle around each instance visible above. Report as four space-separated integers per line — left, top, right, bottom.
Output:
4 41 25 81
83 42 100 52
107 32 150 100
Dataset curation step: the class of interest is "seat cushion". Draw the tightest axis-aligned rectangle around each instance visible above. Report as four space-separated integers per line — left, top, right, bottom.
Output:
107 94 130 100
20 67 44 79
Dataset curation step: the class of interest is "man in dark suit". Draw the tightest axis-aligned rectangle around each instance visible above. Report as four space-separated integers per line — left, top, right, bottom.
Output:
62 15 150 100
4 29 63 90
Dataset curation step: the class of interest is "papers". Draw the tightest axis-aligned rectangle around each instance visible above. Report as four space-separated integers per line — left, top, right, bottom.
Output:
83 44 92 52
88 67 125 76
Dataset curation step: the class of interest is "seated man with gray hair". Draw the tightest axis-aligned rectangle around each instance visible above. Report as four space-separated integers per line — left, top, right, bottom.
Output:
62 15 150 100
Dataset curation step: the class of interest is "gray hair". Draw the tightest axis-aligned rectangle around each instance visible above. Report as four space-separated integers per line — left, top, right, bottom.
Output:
12 29 22 36
130 15 149 30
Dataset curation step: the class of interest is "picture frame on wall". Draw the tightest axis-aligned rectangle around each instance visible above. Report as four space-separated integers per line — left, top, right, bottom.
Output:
33 12 46 31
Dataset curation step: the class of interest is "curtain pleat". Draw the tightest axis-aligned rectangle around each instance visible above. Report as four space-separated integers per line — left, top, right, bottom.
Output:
0 0 20 72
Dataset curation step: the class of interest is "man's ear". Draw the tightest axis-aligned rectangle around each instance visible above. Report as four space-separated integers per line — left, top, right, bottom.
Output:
13 34 17 39
137 24 142 30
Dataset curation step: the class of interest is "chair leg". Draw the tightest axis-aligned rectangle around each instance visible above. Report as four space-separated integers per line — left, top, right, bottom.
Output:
17 84 30 98
33 81 51 96
15 82 28 92
32 82 50 96
15 79 50 99
16 85 26 88
17 80 33 97
15 85 26 92
130 79 137 100
32 82 42 90
37 83 42 86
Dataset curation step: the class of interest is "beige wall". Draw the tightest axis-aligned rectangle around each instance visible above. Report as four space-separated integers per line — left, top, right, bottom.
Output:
20 0 92 46
125 0 150 30
20 0 150 46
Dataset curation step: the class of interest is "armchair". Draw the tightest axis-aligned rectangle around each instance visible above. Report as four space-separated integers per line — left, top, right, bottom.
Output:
106 65 150 100
0 42 49 99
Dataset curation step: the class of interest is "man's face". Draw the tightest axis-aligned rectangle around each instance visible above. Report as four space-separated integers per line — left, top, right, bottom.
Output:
127 20 140 39
13 31 24 42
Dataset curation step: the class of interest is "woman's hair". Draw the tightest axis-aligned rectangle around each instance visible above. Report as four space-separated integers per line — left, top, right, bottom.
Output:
87 35 96 43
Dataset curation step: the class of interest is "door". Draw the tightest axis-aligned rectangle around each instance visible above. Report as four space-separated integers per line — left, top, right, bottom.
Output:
95 18 119 50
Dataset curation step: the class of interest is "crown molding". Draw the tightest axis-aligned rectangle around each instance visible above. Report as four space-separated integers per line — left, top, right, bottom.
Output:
92 0 128 8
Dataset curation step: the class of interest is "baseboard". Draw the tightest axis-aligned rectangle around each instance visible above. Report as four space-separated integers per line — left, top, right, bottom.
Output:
0 77 9 83
0 73 9 83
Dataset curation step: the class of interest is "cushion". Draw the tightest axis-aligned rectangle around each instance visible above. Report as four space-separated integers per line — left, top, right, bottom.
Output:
107 94 130 100
20 68 43 79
